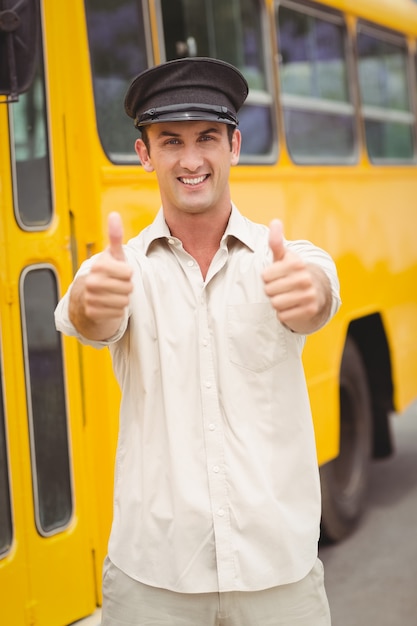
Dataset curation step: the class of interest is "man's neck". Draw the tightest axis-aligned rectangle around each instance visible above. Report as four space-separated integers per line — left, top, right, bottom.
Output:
165 206 231 279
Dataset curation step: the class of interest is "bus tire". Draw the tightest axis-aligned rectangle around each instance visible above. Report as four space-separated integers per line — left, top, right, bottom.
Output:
320 336 372 543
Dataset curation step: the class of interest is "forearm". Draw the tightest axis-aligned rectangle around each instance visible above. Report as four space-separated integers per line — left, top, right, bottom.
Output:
284 264 333 334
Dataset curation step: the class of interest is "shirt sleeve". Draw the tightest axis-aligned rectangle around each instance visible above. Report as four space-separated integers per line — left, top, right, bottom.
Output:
286 238 342 325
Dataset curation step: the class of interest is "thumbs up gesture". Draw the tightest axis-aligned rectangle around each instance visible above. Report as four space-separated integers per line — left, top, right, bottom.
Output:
82 211 133 325
108 211 127 262
262 219 331 333
268 218 286 262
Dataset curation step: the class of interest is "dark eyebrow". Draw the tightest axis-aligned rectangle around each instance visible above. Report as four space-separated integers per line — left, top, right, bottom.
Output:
157 130 181 139
199 127 222 136
156 126 223 140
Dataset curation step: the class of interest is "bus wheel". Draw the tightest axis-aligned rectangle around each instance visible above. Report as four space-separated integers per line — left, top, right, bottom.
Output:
320 336 372 543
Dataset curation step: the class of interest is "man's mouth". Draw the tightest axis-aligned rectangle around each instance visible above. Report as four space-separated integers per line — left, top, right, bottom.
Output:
179 175 209 186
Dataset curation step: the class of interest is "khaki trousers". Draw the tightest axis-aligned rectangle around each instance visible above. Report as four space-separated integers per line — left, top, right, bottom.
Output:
101 557 331 626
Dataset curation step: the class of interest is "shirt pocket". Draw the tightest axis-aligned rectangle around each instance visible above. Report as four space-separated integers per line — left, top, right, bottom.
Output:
227 303 288 372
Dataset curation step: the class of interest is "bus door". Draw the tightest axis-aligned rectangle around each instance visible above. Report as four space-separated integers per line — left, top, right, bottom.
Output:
0 3 97 625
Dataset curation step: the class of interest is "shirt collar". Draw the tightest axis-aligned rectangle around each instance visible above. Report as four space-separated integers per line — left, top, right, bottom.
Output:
142 204 256 255
222 203 256 252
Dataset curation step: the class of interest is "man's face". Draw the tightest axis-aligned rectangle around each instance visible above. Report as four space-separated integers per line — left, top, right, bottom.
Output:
135 121 241 218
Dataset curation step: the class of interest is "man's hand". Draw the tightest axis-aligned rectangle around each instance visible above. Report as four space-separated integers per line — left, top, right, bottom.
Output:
69 212 133 340
262 219 331 334
83 212 133 321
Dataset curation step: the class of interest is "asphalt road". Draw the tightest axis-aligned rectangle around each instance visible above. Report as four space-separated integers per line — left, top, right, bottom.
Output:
319 400 417 626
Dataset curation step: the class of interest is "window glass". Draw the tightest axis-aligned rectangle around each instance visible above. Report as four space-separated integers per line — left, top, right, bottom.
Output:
283 108 355 161
0 349 12 556
160 0 274 160
10 1 52 229
279 8 348 101
276 2 355 163
358 34 408 110
162 0 267 89
357 28 414 162
21 267 72 535
85 0 274 162
85 0 150 162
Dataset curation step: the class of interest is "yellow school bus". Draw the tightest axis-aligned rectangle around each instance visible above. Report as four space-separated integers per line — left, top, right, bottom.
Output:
1 0 417 623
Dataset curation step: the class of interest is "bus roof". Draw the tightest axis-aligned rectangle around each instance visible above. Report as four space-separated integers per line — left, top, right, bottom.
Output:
315 0 417 35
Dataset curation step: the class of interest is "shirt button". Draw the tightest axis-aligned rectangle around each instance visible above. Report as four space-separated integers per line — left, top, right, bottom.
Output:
217 509 225 517
187 260 194 267
168 238 175 245
202 338 208 347
208 423 215 431
213 465 220 473
205 381 212 389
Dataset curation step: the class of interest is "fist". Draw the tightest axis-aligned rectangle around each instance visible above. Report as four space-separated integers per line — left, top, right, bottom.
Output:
83 212 133 321
263 219 325 331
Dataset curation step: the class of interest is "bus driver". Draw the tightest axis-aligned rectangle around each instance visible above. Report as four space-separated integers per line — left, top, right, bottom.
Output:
55 57 340 626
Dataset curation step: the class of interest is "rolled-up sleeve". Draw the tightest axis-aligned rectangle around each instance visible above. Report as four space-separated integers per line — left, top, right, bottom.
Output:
286 238 341 327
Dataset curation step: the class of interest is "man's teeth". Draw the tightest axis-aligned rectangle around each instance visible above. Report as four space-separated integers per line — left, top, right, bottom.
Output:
181 176 206 185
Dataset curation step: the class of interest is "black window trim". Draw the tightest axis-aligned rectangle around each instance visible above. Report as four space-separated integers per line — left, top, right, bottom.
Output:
19 263 73 538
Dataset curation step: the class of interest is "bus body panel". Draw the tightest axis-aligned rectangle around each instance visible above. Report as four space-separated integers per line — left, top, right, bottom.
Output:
0 0 416 623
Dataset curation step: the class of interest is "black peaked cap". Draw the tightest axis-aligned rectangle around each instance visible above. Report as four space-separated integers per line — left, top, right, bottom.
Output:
124 57 249 128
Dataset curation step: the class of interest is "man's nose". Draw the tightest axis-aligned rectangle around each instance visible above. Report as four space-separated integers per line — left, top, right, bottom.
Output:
179 145 204 171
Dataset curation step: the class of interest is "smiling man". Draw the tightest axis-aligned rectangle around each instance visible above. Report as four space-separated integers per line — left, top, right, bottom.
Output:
55 57 340 625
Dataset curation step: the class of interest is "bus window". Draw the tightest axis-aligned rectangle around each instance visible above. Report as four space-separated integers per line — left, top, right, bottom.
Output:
160 0 275 160
20 267 72 536
357 26 415 163
84 0 151 162
0 349 12 556
9 35 52 229
276 1 356 164
161 0 265 80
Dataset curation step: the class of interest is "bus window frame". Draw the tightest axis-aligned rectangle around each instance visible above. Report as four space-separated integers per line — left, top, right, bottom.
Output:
275 0 359 165
7 1 54 233
239 0 279 165
19 264 74 538
356 21 417 165
84 0 154 165
154 0 167 61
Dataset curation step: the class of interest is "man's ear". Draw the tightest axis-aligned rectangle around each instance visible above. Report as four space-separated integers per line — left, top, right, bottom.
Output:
135 138 154 172
231 128 242 166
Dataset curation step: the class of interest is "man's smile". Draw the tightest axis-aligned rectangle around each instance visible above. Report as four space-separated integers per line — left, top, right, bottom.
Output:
178 175 209 186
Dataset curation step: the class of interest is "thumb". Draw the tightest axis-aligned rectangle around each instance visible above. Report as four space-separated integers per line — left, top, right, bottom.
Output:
269 219 285 262
108 211 125 261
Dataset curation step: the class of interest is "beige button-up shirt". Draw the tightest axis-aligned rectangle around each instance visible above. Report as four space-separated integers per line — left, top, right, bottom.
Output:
55 205 340 593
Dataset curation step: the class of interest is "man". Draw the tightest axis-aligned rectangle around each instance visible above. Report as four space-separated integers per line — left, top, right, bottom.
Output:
55 57 340 625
